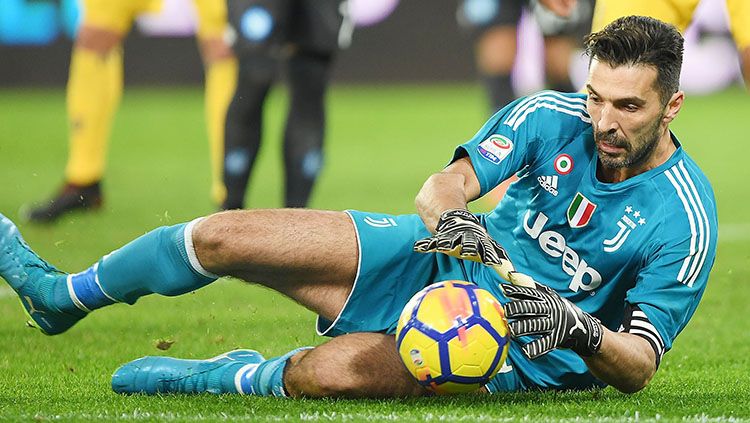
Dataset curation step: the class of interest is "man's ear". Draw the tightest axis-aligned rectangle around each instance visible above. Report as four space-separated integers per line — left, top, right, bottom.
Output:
663 91 684 124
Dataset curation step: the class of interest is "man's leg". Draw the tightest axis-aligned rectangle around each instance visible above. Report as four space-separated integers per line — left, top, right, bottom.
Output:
26 25 125 223
542 35 576 93
0 209 433 398
0 209 357 333
110 211 429 398
0 214 85 334
284 333 425 398
111 349 268 395
199 38 238 206
193 0 239 205
221 0 287 210
457 0 522 112
193 209 356 319
221 58 274 210
475 26 518 112
282 51 333 208
112 333 426 398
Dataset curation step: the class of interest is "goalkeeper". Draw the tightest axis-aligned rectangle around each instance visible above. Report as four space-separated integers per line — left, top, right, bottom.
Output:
1 16 717 397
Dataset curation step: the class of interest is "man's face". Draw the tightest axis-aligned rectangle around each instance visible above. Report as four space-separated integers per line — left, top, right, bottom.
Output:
585 60 667 169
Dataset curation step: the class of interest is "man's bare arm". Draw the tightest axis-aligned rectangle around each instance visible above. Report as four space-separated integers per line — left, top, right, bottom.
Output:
502 283 658 393
415 156 481 232
414 156 516 279
584 329 657 393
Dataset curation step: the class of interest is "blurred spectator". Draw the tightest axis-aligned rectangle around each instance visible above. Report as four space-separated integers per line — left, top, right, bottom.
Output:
221 0 352 210
25 0 237 223
591 0 749 87
457 0 593 112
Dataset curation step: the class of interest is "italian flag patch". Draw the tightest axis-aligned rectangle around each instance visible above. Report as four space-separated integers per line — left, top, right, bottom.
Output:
567 193 596 228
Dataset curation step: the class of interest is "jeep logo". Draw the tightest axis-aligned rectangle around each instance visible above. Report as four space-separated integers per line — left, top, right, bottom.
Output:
523 211 602 292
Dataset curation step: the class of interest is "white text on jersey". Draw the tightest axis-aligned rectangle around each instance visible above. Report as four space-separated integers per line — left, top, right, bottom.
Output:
523 211 602 292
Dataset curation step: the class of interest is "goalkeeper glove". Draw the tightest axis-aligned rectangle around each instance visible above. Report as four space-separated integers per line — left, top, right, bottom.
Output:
500 282 603 359
413 209 514 280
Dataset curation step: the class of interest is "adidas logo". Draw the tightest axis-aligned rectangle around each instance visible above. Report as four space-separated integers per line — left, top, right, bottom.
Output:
538 175 559 196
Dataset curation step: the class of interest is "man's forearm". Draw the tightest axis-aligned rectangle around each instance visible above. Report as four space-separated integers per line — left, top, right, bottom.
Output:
584 329 656 393
415 157 482 232
415 172 469 232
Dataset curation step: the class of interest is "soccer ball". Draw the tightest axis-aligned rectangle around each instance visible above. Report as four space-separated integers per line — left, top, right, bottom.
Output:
395 280 510 394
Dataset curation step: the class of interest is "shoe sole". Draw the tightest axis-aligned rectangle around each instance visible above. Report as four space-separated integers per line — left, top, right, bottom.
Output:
16 296 51 335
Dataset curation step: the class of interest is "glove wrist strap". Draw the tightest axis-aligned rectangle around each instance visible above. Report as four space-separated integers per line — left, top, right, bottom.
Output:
437 209 479 228
573 317 603 357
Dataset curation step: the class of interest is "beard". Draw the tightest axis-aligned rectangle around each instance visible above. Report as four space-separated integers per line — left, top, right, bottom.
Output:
595 115 663 169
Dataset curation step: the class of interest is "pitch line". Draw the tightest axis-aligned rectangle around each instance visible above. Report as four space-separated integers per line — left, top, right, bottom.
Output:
718 223 750 243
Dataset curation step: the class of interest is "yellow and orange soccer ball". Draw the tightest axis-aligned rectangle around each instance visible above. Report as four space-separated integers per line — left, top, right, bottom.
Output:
396 280 510 394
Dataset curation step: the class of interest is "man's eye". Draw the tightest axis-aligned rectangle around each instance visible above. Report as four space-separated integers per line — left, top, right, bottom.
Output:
625 104 638 112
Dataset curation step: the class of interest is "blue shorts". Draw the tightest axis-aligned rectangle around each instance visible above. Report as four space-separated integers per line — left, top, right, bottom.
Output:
315 210 528 392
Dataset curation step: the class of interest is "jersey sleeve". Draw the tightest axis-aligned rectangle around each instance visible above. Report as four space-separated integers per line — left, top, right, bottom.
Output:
451 91 591 196
624 174 718 366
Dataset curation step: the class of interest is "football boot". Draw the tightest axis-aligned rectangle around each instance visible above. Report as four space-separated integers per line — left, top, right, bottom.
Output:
111 349 265 395
24 182 102 223
0 213 85 334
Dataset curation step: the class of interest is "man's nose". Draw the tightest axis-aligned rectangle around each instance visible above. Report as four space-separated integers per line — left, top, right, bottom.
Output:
596 105 619 133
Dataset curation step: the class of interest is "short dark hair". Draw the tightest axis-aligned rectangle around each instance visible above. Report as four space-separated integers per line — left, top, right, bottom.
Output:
584 16 684 104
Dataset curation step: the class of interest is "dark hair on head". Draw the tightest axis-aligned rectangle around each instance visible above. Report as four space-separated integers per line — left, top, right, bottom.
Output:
584 15 684 105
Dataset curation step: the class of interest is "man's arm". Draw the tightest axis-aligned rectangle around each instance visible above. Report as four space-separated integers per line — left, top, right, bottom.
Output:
413 156 515 279
414 156 481 232
584 329 656 393
501 283 658 393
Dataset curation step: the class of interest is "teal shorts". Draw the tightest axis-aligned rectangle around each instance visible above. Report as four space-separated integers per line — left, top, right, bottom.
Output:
315 210 528 392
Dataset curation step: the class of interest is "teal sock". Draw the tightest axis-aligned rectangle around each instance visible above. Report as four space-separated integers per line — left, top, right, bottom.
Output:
60 264 115 312
236 347 312 396
67 218 218 308
217 362 250 394
49 275 87 315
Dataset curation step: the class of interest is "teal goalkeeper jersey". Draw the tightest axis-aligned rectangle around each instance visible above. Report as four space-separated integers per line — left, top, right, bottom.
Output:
454 91 718 390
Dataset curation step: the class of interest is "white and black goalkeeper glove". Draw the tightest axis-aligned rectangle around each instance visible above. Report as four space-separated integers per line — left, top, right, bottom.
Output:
414 209 515 280
500 282 603 359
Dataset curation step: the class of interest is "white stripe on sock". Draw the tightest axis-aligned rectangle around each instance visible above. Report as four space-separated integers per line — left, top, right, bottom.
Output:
234 363 260 395
66 274 91 313
92 262 119 303
184 218 219 279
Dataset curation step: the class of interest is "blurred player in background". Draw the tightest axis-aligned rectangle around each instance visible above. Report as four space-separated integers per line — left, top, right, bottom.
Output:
25 0 237 223
592 0 750 86
221 0 351 210
457 0 593 112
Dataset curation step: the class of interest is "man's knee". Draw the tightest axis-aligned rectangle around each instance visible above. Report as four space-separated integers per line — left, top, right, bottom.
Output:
283 334 426 398
75 26 123 55
192 211 247 271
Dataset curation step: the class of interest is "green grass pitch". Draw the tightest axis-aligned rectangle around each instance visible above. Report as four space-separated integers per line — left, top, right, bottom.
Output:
0 85 748 421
